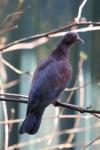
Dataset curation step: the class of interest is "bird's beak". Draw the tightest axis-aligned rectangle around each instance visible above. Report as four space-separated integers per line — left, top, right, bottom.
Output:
76 37 84 44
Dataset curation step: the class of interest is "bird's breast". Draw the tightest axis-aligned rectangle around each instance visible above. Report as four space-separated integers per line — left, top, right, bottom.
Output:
46 60 72 90
58 60 72 84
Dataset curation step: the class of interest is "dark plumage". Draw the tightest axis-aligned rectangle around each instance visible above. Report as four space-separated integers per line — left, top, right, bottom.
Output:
19 32 83 135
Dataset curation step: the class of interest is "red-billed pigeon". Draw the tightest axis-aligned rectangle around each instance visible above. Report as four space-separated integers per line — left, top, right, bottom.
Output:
19 32 83 134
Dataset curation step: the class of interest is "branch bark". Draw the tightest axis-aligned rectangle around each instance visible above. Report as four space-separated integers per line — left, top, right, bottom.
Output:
0 97 100 115
1 21 100 53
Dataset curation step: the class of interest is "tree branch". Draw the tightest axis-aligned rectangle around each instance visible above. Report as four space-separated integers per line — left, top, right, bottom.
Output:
75 0 88 22
0 96 100 115
1 21 100 53
54 101 100 114
0 97 28 104
82 135 100 150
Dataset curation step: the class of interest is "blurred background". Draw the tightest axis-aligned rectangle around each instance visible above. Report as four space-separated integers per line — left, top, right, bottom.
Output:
0 0 100 150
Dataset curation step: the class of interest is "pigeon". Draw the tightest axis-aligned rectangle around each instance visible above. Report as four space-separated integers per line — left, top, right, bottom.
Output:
19 32 83 134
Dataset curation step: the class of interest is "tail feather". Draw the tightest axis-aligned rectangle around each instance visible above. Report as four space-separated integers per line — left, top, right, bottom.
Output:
19 108 45 135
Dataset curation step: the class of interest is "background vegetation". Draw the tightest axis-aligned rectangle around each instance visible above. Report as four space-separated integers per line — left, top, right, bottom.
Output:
0 0 100 150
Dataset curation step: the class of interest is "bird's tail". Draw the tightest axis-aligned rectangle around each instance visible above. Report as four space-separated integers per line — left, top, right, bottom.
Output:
19 108 45 135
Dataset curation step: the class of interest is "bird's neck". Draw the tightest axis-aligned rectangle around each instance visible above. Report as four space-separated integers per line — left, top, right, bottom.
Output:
51 43 70 60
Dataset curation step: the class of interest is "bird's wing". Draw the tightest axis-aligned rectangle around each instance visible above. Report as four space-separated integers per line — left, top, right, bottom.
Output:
27 57 72 115
26 57 54 114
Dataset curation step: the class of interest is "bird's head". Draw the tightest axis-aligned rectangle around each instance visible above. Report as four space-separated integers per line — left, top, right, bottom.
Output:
51 32 84 58
62 32 84 46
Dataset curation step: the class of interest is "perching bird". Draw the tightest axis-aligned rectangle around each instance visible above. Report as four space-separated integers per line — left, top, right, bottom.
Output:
19 32 83 135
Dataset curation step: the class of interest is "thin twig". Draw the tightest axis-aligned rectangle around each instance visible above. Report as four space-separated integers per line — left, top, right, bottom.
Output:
65 81 92 92
40 141 100 150
82 135 100 150
1 89 9 150
0 114 93 125
1 57 32 75
65 73 100 92
0 53 7 81
0 93 28 99
8 109 15 133
0 25 18 36
66 52 86 143
1 57 25 74
0 80 19 89
0 11 23 28
0 97 28 103
50 26 100 38
0 118 23 125
0 0 25 36
2 101 9 150
75 0 88 22
54 101 100 114
8 122 100 150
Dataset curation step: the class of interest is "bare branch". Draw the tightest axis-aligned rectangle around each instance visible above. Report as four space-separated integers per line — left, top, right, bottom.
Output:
50 26 100 38
1 57 32 75
82 135 100 150
0 114 93 125
0 80 19 89
8 108 15 133
0 118 23 125
8 122 100 150
65 81 92 92
1 37 49 53
65 73 100 92
66 52 86 143
0 53 7 81
1 89 9 150
0 97 27 103
75 0 88 22
0 11 23 28
2 101 9 150
0 93 28 99
0 25 18 36
54 101 100 114
0 0 25 36
0 95 100 115
0 21 100 53
40 141 100 150
1 57 25 74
